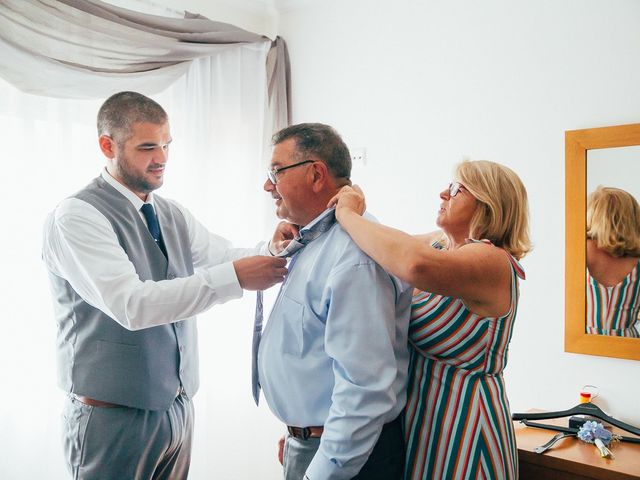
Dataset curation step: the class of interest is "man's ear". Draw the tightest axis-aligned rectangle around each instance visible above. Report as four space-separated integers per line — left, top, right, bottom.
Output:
98 135 116 159
310 161 329 193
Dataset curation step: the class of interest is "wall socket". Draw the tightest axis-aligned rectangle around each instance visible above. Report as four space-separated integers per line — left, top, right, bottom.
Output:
351 147 367 165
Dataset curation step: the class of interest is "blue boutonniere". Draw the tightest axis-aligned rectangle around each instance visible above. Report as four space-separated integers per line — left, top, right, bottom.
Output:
577 421 618 458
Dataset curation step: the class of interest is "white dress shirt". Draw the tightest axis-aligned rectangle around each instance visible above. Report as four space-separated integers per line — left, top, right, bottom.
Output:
42 169 267 331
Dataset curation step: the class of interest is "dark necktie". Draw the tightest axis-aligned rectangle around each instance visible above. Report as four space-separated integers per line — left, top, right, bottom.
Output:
141 203 166 257
251 208 336 405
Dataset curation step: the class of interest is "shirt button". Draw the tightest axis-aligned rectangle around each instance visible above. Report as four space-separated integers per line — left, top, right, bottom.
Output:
179 345 184 352
179 369 184 375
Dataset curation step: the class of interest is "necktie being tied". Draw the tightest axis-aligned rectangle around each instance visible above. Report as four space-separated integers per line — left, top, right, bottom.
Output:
141 203 167 257
251 208 336 405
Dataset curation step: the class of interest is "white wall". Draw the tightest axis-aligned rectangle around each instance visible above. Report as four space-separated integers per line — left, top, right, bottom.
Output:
276 0 640 425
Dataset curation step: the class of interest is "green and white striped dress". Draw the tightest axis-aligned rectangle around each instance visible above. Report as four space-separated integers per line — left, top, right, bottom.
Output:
586 260 640 338
404 241 525 480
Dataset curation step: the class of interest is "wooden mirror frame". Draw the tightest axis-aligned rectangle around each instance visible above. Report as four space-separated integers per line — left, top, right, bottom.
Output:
565 123 640 361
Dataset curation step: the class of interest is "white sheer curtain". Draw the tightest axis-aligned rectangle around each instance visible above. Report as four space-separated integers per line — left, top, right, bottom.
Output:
0 42 284 480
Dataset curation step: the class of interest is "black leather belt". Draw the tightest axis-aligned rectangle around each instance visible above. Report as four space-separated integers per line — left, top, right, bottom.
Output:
287 425 324 440
287 415 401 441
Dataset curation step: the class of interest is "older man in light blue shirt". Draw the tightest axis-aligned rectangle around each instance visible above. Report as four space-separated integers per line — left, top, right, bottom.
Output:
259 123 411 480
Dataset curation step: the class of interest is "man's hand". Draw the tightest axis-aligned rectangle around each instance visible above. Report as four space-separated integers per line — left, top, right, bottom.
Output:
269 221 300 256
277 435 285 465
233 256 288 290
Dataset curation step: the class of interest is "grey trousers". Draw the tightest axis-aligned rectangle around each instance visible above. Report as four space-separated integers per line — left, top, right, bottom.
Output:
61 392 193 480
283 415 404 480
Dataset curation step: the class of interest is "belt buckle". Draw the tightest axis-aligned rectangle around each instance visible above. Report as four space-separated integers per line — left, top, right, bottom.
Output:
287 426 311 440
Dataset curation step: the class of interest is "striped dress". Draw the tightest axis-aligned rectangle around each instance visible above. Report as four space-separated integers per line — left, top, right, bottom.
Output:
586 261 640 338
404 243 525 480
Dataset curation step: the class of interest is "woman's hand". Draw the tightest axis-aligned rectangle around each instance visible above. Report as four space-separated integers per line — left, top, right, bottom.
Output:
327 184 366 221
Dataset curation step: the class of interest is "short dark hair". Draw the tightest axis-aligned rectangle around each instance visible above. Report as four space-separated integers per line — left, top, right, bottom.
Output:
97 91 168 145
272 123 351 180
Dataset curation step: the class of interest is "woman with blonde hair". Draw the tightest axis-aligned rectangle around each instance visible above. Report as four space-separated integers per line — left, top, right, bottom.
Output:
586 186 640 337
329 160 531 479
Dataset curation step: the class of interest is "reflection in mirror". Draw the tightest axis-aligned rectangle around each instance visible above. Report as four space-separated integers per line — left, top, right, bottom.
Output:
585 186 640 337
586 146 640 339
565 123 640 361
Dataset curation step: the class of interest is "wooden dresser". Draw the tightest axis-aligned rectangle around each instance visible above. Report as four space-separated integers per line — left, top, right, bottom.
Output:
514 420 640 479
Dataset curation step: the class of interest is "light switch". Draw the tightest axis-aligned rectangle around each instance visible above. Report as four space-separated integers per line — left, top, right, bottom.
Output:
351 147 367 166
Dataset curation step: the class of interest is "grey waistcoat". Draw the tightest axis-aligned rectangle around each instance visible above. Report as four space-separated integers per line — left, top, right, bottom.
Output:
49 176 199 410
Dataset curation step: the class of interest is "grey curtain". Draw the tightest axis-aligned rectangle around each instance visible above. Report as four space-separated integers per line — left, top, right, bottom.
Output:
0 0 290 127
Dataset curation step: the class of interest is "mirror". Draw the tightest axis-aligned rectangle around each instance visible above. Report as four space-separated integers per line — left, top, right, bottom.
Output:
565 123 640 360
586 147 640 338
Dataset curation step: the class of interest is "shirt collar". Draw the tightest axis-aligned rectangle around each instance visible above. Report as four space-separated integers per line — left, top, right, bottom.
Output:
101 168 155 210
276 208 337 258
298 207 337 244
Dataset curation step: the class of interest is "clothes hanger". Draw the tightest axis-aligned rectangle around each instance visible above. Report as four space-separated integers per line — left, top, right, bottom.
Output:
512 402 640 444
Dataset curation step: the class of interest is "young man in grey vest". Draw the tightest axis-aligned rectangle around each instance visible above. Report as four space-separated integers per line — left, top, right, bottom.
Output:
42 91 290 479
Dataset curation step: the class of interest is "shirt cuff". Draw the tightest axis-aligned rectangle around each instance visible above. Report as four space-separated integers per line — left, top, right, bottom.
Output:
305 451 343 480
202 262 243 300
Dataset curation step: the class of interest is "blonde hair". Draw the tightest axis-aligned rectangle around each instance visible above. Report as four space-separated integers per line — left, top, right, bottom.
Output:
587 186 640 257
454 160 532 260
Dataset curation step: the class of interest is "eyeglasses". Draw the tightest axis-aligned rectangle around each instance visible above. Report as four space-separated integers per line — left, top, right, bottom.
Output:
448 182 466 197
267 160 315 184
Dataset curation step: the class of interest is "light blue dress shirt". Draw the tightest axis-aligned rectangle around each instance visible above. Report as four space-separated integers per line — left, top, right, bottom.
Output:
258 211 411 480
